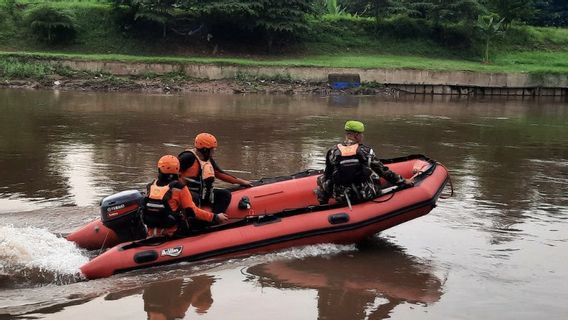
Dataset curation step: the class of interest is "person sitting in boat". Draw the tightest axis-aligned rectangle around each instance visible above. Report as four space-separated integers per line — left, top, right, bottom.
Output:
315 120 413 205
143 155 228 237
178 133 252 217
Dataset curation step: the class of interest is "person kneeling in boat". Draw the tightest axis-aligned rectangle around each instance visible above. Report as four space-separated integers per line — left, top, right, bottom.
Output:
315 120 413 205
178 133 252 218
143 155 228 237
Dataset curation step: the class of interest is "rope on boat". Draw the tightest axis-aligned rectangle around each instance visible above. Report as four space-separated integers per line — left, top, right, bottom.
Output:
371 159 438 204
371 192 396 203
436 161 454 199
99 230 110 256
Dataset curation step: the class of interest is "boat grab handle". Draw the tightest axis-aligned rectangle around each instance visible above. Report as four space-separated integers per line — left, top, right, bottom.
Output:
328 213 350 225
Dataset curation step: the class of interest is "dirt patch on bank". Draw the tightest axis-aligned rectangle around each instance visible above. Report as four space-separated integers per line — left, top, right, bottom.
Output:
1 76 397 96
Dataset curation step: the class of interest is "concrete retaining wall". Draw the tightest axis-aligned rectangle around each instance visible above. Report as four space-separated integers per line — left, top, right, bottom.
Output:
56 59 568 96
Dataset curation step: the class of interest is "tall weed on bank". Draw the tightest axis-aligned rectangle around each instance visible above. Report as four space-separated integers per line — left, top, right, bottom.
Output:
0 57 54 79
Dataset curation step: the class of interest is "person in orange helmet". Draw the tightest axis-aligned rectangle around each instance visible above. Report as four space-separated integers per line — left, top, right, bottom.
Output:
142 155 228 237
178 133 252 218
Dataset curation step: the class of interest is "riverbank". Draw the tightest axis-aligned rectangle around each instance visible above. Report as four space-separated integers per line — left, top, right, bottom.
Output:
2 1 568 96
2 0 568 97
3 50 568 74
1 77 396 96
2 52 567 96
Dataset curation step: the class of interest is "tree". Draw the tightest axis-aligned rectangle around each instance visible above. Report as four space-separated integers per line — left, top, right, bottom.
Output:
339 0 486 24
130 0 178 38
446 0 486 24
476 14 504 63
486 0 534 28
531 0 568 27
325 0 347 15
24 5 76 44
189 0 314 52
370 0 395 22
335 0 401 21
400 0 484 25
258 0 315 48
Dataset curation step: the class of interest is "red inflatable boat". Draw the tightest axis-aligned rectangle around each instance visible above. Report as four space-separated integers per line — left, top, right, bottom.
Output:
71 155 450 279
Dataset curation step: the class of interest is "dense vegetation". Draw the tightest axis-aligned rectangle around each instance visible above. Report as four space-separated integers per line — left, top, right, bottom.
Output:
0 0 567 73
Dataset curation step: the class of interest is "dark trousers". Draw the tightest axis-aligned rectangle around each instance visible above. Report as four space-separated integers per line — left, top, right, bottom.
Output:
187 188 232 231
190 188 232 214
143 213 176 228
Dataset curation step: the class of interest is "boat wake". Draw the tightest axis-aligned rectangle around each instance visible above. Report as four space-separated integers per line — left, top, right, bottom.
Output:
226 243 358 269
0 225 89 288
261 243 357 261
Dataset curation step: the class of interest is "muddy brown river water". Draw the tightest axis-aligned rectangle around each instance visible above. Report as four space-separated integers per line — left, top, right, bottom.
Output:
0 89 567 319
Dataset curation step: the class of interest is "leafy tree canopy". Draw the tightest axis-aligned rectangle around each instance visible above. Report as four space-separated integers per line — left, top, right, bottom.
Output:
485 0 535 27
113 0 315 47
531 0 568 27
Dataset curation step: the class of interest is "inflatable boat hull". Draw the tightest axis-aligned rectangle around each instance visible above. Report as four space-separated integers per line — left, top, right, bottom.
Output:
79 155 449 279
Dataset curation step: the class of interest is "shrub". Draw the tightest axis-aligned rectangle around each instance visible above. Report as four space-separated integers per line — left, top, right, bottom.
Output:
432 23 475 49
24 5 77 44
303 15 377 52
0 10 9 32
378 15 432 39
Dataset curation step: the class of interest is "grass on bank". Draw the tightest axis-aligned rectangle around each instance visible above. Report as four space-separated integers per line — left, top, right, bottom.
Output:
0 56 58 79
2 50 568 76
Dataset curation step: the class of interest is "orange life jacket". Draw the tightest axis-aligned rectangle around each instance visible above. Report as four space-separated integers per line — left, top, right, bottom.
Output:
337 144 358 156
145 180 176 215
179 149 215 200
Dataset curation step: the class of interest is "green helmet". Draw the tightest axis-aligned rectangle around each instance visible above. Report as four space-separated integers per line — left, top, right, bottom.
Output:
344 120 365 133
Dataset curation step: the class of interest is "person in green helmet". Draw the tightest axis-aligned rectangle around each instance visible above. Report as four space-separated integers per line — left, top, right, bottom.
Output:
315 120 413 205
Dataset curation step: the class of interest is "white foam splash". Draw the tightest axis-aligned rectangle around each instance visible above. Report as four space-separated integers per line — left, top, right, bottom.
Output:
273 243 356 259
0 225 89 276
0 197 46 214
241 243 357 265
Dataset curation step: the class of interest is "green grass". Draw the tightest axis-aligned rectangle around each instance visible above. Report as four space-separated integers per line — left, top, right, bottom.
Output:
0 56 56 79
2 50 568 74
500 25 568 52
526 27 568 46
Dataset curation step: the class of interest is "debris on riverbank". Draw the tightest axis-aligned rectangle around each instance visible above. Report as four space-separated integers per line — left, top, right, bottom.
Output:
0 76 397 96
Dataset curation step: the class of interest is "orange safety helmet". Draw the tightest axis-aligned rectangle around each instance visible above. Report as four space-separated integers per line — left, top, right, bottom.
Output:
157 155 180 174
194 133 218 149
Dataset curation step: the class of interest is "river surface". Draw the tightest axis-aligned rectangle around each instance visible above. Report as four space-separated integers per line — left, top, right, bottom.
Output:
0 88 567 319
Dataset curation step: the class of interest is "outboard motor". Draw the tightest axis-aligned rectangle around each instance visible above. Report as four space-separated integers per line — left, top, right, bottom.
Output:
100 190 147 242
